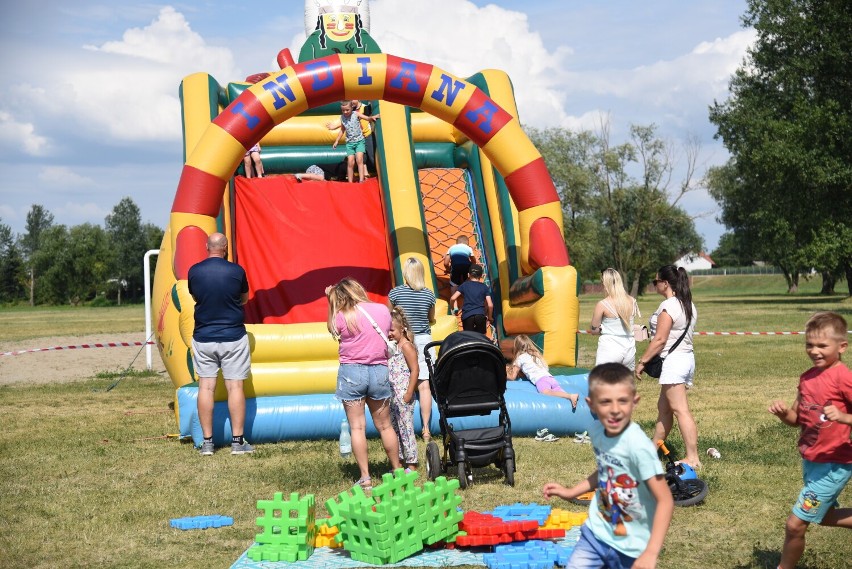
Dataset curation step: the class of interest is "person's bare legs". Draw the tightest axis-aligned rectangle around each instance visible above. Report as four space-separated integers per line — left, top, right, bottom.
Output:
543 390 579 410
198 377 217 438
653 388 673 444
366 397 402 470
343 399 370 481
250 152 264 177
819 506 852 528
243 156 254 178
417 380 432 439
225 379 246 437
346 155 355 183
779 515 809 569
656 383 700 467
356 152 366 182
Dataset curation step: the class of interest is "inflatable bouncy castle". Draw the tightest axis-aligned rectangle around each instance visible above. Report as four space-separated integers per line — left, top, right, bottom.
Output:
151 0 591 445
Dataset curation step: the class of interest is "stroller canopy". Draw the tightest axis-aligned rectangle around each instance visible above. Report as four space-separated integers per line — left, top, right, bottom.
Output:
432 331 507 416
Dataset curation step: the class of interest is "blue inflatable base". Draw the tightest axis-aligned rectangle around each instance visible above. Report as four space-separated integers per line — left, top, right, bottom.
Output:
178 373 592 447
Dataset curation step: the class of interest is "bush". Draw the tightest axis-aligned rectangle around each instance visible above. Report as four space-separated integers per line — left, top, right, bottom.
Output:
88 295 115 307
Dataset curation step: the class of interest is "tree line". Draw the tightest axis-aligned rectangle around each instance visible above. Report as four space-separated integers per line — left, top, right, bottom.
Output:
0 198 164 306
706 0 851 294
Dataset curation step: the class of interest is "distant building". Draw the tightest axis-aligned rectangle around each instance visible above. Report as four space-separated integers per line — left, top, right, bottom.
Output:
675 252 716 272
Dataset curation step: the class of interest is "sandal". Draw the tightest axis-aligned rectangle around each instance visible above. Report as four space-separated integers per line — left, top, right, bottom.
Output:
535 428 550 438
422 429 431 443
535 433 559 442
355 477 372 492
573 431 590 444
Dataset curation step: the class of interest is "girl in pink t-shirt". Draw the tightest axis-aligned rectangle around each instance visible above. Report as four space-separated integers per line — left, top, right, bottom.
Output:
326 278 401 492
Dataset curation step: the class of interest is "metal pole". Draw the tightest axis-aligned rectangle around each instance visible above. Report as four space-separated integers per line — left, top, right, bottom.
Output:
143 249 160 370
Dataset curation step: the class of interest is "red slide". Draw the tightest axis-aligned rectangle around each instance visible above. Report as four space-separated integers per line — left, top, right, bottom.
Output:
233 176 391 325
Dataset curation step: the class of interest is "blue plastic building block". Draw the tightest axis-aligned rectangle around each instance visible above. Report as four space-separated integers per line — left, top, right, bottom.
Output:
483 539 573 569
490 502 552 526
169 515 234 530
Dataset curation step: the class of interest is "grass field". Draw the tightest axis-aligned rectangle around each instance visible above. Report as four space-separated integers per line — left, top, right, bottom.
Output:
1 276 851 568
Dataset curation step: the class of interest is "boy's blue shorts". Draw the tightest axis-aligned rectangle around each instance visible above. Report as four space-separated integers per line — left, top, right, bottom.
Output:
345 139 366 156
792 459 852 523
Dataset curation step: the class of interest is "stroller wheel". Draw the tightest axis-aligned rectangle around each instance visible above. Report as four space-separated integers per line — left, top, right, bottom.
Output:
458 463 469 489
503 458 515 487
425 441 442 481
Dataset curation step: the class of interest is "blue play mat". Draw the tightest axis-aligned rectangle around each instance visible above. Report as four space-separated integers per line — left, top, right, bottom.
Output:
231 528 581 569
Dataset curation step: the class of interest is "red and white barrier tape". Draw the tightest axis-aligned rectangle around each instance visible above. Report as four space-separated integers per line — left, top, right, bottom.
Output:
1 341 155 357
577 330 820 336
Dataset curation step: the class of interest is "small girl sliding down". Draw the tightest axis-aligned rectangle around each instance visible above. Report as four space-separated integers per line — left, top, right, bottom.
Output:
387 306 420 471
507 335 579 411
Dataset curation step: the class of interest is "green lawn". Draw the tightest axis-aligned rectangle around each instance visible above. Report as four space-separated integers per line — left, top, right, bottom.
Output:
0 304 146 342
1 277 851 568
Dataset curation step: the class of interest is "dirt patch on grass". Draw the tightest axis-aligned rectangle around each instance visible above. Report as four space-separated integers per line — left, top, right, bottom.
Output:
0 334 166 386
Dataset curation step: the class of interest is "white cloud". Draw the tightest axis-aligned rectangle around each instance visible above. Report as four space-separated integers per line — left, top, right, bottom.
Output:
37 166 94 187
365 0 575 128
0 204 20 225
84 6 235 70
54 201 110 224
7 7 241 143
563 29 756 129
0 110 50 155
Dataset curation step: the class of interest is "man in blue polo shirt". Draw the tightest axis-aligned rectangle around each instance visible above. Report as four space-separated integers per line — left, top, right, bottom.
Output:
188 232 253 456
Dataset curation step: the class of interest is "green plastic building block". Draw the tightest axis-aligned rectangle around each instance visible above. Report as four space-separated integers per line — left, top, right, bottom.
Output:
418 476 463 545
325 482 372 529
247 492 317 562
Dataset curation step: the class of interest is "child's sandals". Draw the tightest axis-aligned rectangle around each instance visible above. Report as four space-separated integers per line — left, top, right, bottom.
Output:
573 431 591 445
534 428 559 442
422 429 431 443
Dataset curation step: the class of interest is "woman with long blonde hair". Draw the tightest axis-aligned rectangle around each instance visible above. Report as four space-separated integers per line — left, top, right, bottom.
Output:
591 268 639 369
326 277 402 492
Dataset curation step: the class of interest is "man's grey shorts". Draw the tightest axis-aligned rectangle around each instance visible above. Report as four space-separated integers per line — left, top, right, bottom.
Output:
192 336 251 380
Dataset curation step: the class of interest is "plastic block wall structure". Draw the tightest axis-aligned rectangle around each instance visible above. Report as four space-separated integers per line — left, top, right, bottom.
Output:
483 539 574 569
314 518 342 549
490 503 552 526
324 469 463 565
169 515 233 530
542 508 588 531
454 512 563 547
247 492 317 562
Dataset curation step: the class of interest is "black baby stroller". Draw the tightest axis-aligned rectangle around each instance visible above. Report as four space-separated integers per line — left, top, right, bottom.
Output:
423 331 515 487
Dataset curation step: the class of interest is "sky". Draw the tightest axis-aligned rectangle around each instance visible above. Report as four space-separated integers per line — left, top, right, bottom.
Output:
0 0 754 251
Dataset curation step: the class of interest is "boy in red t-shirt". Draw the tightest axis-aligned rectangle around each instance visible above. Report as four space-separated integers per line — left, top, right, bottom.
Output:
768 311 852 569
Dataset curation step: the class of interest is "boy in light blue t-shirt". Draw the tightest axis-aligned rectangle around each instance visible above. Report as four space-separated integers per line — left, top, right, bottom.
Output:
543 363 673 569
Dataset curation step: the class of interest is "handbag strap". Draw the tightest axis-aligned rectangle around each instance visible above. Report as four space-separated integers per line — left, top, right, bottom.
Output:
356 304 390 344
667 317 691 354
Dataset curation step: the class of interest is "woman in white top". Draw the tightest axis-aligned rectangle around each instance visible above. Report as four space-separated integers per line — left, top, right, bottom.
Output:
636 264 700 468
590 268 639 370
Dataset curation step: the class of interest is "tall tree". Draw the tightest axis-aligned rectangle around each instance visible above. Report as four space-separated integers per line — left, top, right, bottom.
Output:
0 219 25 302
105 197 148 304
528 123 703 294
20 205 54 305
708 0 852 294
